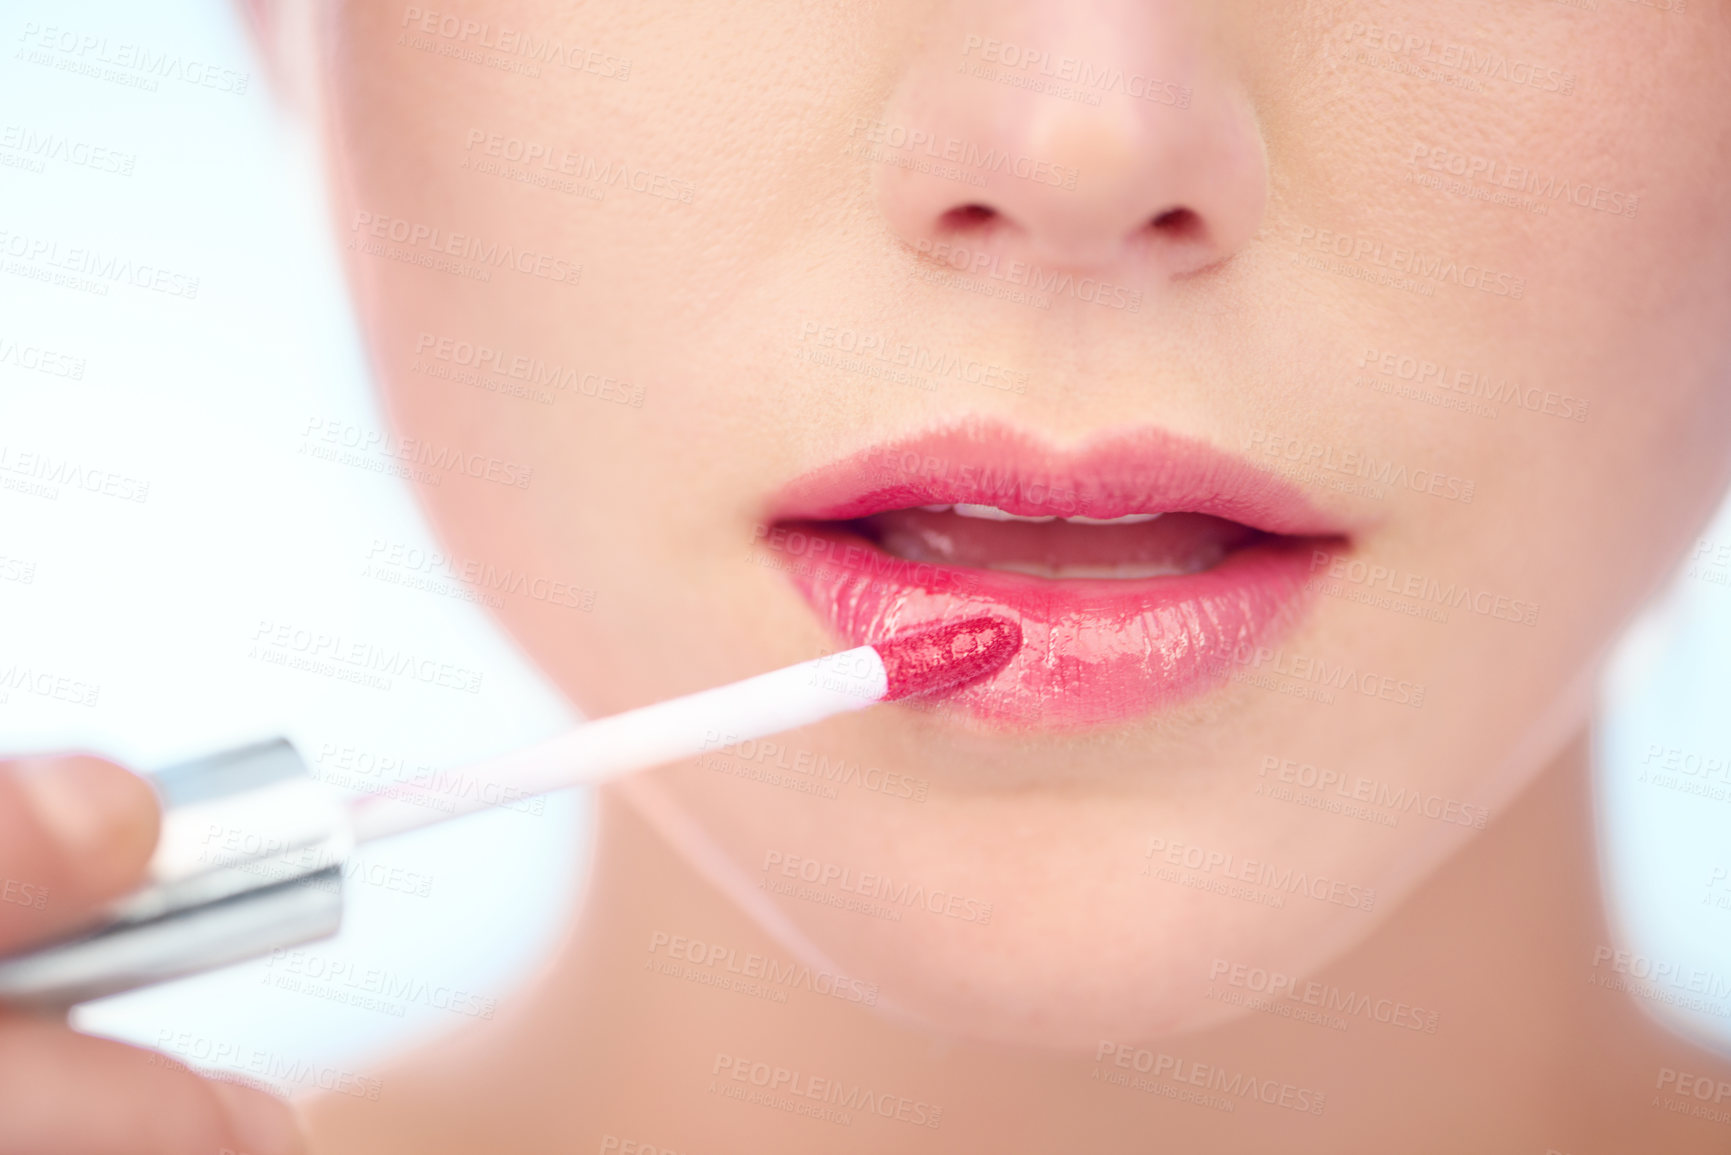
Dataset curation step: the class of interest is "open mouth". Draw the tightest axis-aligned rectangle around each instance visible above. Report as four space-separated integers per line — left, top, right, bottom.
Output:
832 505 1264 581
763 422 1351 728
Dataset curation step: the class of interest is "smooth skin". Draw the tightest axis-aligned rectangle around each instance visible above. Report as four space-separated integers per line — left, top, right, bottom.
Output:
7 0 1731 1151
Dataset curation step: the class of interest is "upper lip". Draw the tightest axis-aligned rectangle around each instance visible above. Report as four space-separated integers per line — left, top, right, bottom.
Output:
766 419 1359 539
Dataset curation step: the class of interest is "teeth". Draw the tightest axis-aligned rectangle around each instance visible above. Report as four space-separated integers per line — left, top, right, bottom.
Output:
1066 513 1163 526
926 504 1163 526
986 560 1196 579
952 503 1057 523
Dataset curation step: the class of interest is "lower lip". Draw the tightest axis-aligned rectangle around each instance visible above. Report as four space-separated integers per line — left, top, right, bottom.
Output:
773 527 1326 728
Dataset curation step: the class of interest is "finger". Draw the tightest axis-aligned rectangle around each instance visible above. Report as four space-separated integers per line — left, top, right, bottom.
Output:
0 754 160 952
0 1013 305 1155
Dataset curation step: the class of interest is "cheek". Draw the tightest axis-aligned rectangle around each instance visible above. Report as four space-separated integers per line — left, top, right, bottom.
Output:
1247 4 1731 761
330 1 876 717
1259 2 1731 452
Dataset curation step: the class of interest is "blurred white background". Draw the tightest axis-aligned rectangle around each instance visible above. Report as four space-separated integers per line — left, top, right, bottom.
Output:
0 0 582 1091
0 0 1727 1098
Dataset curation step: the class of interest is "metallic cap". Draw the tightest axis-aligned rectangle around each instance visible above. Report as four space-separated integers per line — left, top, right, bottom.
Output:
0 738 351 1011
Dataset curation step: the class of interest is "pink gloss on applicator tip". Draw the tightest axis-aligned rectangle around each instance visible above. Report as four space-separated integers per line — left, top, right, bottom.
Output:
875 616 1023 701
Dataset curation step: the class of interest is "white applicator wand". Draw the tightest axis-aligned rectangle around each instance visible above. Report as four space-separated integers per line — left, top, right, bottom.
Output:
0 617 1021 1010
352 614 1020 843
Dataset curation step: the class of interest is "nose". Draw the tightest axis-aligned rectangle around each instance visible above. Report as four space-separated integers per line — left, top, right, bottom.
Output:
870 0 1267 281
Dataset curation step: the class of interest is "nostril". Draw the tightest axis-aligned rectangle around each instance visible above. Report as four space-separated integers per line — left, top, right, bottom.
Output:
939 204 1000 234
1149 207 1204 242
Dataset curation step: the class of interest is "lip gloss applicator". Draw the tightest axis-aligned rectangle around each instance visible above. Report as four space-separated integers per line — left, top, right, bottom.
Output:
0 616 1021 1011
355 614 1018 842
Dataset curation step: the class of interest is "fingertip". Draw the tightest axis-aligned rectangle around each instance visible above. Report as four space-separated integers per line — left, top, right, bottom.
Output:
10 753 161 900
208 1078 308 1155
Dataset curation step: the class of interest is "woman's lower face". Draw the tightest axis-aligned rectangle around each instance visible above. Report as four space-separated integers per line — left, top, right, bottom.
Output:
320 0 1731 1046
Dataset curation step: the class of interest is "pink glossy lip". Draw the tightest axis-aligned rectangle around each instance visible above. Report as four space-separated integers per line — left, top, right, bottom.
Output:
764 421 1352 729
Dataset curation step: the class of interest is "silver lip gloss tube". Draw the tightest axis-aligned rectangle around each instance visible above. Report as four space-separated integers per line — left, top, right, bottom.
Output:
0 738 352 1012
